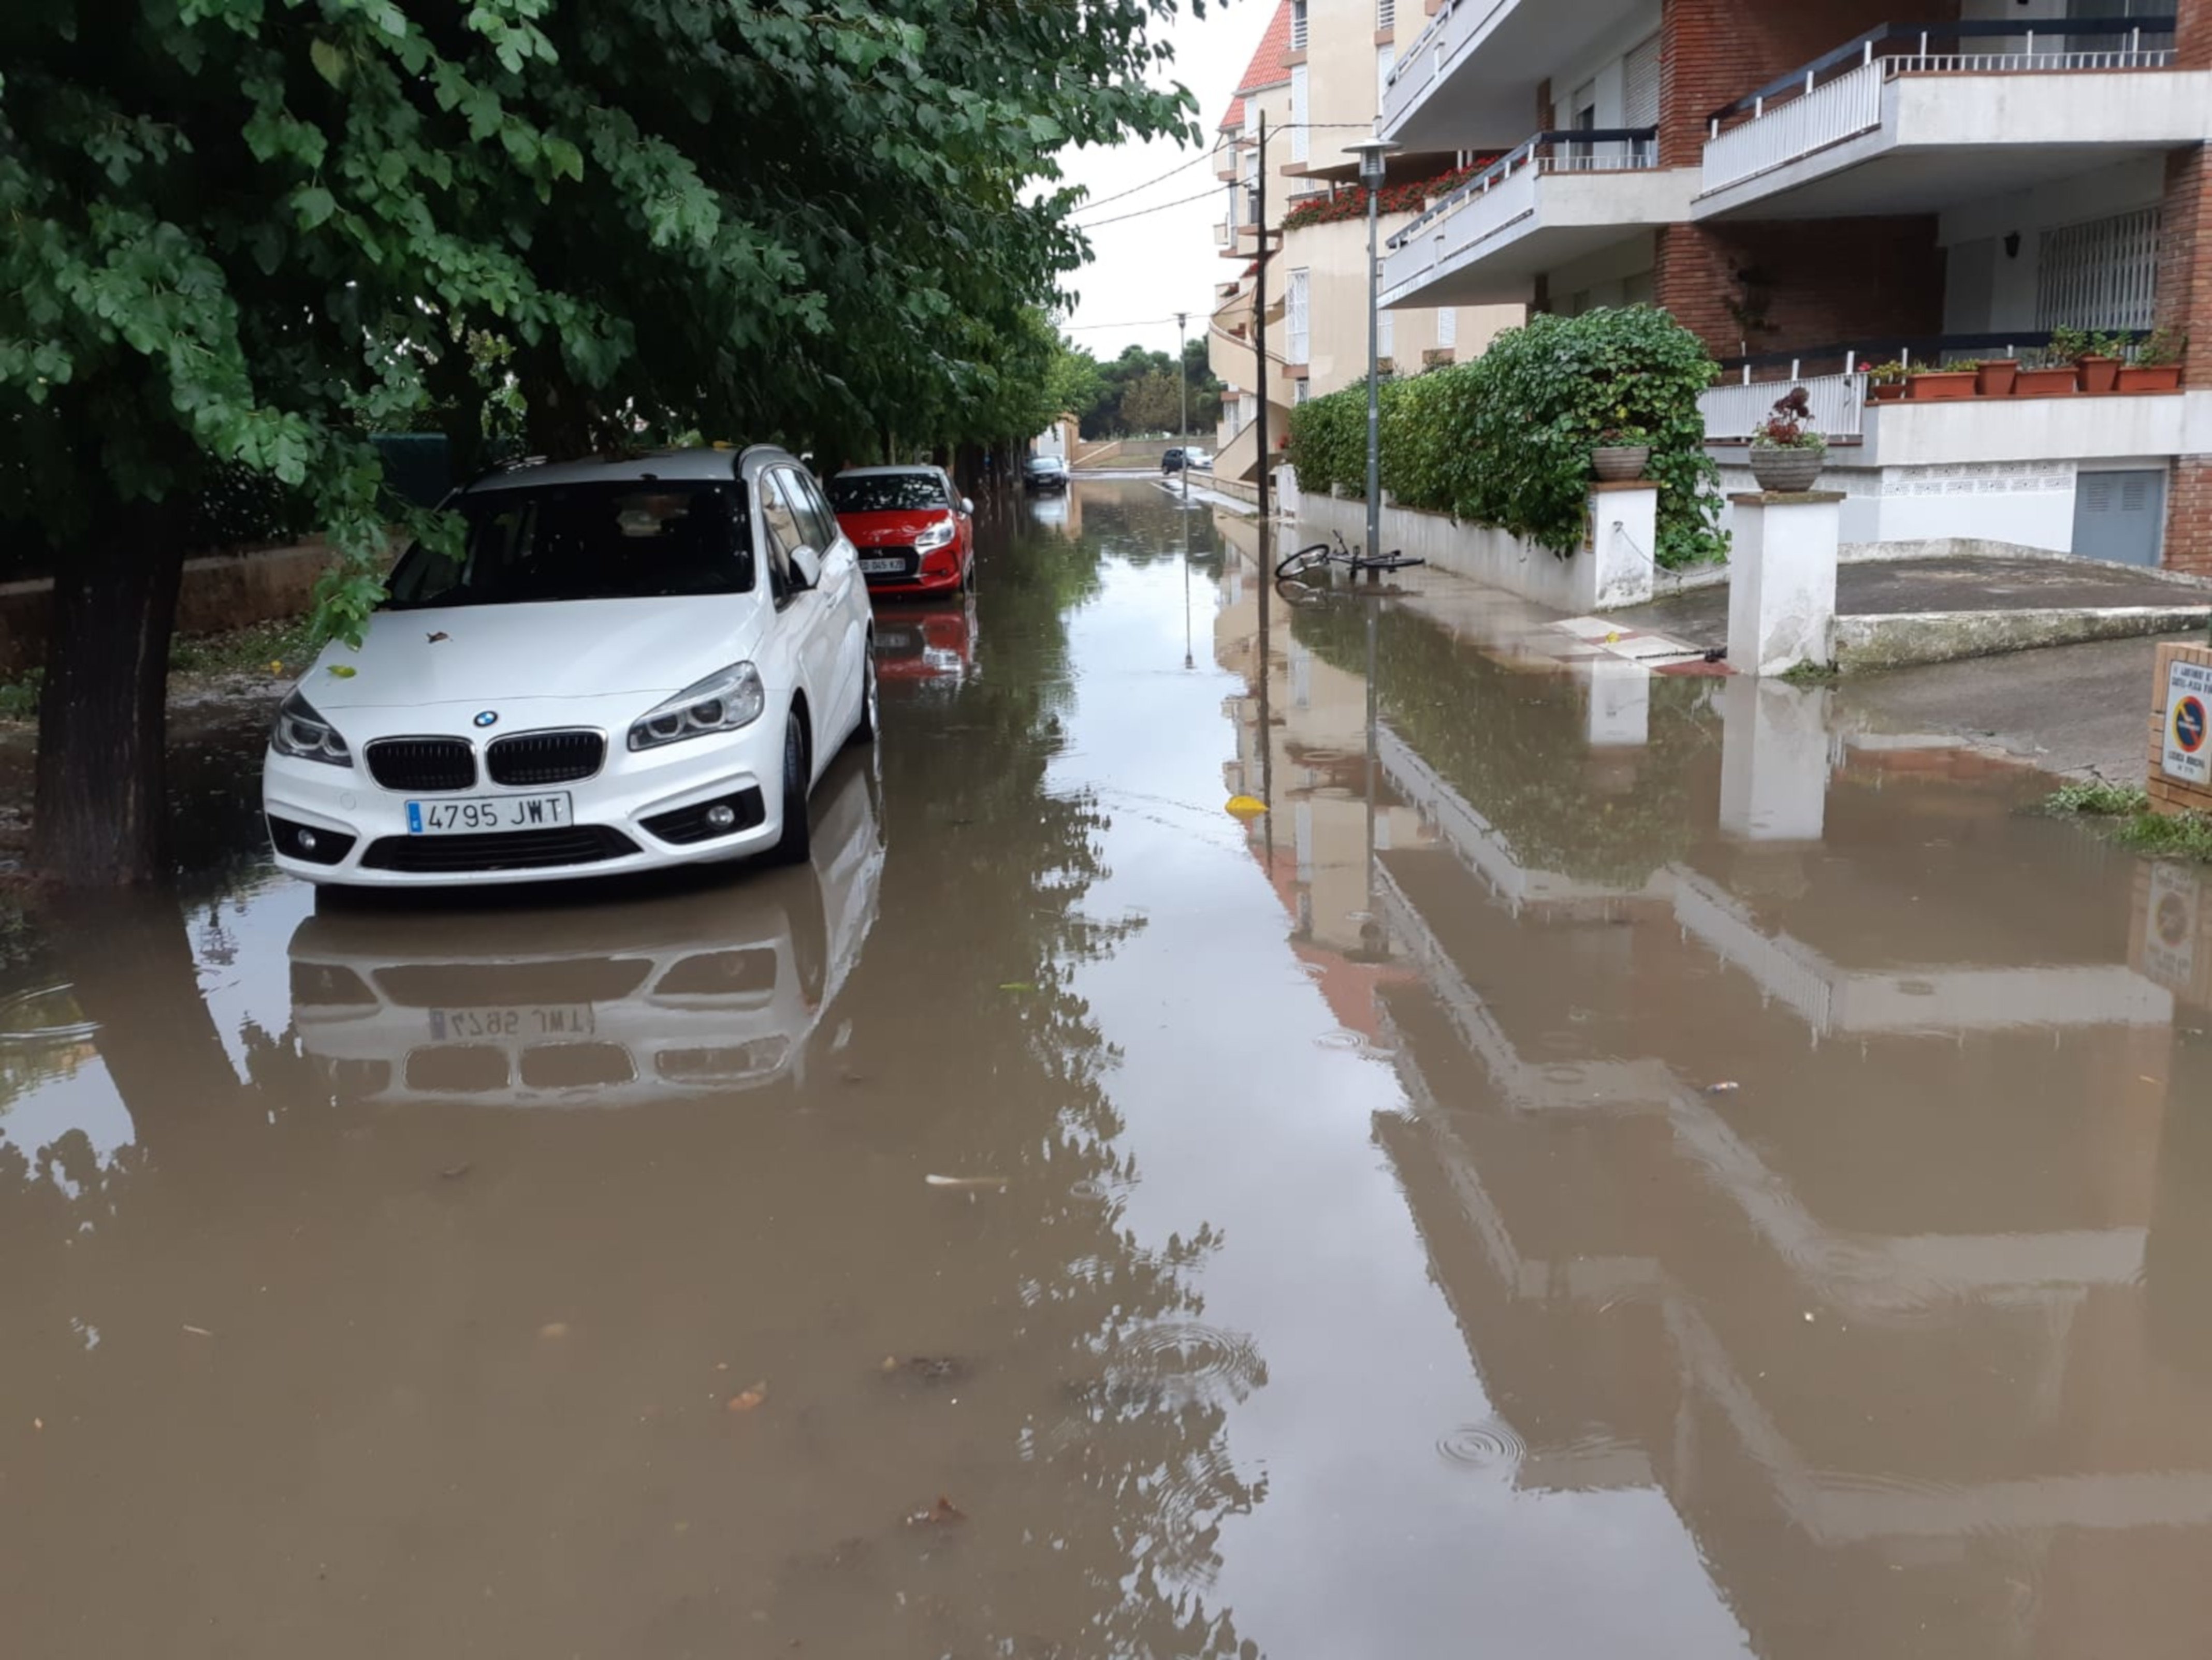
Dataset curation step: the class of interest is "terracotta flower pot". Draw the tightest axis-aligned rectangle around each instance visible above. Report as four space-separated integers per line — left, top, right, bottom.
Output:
2013 366 2079 397
1866 380 1908 402
1591 445 1651 482
2077 354 2121 394
1975 358 2019 397
2116 363 2183 393
1748 445 1825 492
1907 370 1977 401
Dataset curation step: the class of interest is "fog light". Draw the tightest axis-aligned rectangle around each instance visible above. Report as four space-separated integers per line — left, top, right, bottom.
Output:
297 828 318 852
705 804 737 831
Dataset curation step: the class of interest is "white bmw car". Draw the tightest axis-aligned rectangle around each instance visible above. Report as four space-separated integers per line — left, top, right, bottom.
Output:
263 446 878 886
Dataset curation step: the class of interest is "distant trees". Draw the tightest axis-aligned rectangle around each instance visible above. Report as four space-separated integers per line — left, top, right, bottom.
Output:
1067 340 1224 439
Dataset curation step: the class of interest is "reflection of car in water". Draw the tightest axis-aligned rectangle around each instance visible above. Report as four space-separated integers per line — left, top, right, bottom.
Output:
287 760 884 1108
872 599 978 687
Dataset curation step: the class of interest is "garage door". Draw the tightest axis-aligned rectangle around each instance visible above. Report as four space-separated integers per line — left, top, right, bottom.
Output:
2072 469 2165 567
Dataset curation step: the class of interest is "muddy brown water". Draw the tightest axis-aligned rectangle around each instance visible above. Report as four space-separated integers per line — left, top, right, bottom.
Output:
6 479 2212 1657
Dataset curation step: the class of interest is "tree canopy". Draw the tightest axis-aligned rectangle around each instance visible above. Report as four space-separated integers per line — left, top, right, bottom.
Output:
0 0 1208 882
1068 339 1222 439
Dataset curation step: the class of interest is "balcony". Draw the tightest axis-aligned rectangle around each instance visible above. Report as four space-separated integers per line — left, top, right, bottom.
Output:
1380 0 1654 151
1697 17 2202 220
1380 129 1693 309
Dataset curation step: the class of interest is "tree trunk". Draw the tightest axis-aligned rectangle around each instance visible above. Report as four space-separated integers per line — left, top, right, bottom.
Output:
31 497 189 886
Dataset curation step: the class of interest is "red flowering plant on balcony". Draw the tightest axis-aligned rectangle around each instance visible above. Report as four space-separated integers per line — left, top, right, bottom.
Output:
1278 159 1499 231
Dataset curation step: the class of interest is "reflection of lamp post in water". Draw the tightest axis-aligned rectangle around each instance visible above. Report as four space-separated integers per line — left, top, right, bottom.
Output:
1176 310 1191 504
1343 138 1400 585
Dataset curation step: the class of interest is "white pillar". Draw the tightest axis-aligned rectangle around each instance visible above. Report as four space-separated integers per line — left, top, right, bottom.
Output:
1719 678 1831 842
1585 482 1657 610
1725 490 1841 676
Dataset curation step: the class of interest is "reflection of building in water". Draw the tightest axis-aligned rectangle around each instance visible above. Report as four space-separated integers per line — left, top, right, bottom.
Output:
290 760 883 1108
1210 518 1429 1027
1361 652 2212 1658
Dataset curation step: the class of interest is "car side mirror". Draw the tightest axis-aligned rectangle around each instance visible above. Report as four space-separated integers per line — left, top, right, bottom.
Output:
961 498 974 515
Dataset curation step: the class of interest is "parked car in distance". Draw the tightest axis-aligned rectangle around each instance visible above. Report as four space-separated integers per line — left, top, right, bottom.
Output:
826 465 974 596
1024 455 1070 493
1184 447 1213 472
1161 447 1185 474
263 446 878 889
1162 446 1213 474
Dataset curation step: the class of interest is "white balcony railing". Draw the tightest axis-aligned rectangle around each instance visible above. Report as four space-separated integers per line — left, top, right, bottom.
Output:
1383 128 1656 298
1380 0 1489 136
1701 371 1867 445
1213 217 1231 247
1704 17 2177 192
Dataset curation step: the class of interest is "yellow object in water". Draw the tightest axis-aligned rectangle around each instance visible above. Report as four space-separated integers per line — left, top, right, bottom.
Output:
1225 794 1268 820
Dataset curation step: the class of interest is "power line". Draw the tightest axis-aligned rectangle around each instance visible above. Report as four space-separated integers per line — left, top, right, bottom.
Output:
1066 147 1221 214
1070 185 1225 229
1057 315 1182 332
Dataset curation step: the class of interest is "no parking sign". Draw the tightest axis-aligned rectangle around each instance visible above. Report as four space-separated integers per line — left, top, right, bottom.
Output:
2165 658 2212 785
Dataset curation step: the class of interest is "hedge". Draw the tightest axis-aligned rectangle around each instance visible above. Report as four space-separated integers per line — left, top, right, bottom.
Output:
1287 305 1726 569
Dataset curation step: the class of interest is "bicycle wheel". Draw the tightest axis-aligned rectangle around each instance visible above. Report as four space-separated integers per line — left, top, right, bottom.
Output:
1275 543 1332 580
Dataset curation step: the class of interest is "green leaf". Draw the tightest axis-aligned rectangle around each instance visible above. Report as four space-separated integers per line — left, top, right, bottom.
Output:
309 38 347 88
294 186 336 228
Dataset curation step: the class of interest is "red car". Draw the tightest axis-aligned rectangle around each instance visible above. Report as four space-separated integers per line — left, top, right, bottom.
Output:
828 465 975 596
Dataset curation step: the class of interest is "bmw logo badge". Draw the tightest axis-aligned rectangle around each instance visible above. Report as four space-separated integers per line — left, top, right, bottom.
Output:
473 710 499 729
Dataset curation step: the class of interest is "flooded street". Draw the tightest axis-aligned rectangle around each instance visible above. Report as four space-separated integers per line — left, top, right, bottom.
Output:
10 478 2212 1658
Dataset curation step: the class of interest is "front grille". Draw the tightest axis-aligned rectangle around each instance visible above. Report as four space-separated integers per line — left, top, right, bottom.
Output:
405 1045 508 1093
376 959 652 1008
359 825 639 874
519 1042 635 1088
487 729 605 787
367 737 476 793
641 787 766 846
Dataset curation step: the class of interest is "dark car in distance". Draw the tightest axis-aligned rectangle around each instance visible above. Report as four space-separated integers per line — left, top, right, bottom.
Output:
1024 456 1070 493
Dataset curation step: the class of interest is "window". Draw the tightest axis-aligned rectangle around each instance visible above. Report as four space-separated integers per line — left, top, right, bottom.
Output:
1287 268 1311 364
1436 306 1457 348
1377 44 1395 107
1291 0 1308 51
756 470 807 604
385 481 754 608
1377 307 1394 361
828 472 950 514
1290 65 1308 163
2037 206 2161 332
1293 380 1312 405
1378 0 1395 31
790 470 843 551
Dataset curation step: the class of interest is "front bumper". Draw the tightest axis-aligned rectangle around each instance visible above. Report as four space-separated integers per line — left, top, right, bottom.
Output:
263 697 789 887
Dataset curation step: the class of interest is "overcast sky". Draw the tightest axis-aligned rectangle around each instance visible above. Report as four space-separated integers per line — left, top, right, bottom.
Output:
1050 2 1262 364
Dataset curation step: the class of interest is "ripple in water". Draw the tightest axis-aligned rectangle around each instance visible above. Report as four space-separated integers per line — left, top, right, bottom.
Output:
1314 1029 1366 1051
1098 1322 1267 1409
1437 1418 1526 1472
0 984 99 1045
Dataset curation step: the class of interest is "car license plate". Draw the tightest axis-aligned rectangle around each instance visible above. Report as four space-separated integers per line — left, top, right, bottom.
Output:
875 628 916 650
860 557 905 575
428 1004 596 1041
406 793 572 835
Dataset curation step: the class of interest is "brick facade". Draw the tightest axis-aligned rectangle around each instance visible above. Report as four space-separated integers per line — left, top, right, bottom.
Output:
1653 217 1946 361
2171 458 2212 578
2180 0 2211 70
1656 0 1961 168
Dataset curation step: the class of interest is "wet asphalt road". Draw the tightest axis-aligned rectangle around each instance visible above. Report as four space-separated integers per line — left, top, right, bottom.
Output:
7 479 2212 1658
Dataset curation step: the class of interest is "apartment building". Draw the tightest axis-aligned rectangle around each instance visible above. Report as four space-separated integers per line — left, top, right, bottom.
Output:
1378 0 2212 570
1207 0 1520 483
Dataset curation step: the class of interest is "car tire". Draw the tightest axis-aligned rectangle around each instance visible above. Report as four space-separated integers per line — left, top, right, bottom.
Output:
768 713 811 866
846 647 878 747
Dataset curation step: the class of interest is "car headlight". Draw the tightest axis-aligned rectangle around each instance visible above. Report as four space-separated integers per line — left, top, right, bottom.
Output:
270 690 352 767
628 662 766 751
915 519 957 552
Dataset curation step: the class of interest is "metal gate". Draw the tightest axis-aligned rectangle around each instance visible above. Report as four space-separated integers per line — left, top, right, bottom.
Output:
2072 468 2166 566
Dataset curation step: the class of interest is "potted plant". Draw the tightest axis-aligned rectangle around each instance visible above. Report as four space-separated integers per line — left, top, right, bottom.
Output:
1749 405 1826 492
2117 327 2186 393
1590 424 1652 482
2055 326 2124 394
1907 359 1978 401
1975 355 2019 397
2014 345 2079 397
1864 360 1909 402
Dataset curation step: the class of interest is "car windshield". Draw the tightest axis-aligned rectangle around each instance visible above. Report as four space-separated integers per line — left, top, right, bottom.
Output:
385 481 754 609
1026 458 1061 473
828 473 949 513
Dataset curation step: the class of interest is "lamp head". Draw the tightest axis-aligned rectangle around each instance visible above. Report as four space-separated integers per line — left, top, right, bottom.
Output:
1343 138 1401 190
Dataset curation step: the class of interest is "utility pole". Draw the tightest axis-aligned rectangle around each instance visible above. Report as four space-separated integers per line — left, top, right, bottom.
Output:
1176 309 1190 502
1253 111 1273 844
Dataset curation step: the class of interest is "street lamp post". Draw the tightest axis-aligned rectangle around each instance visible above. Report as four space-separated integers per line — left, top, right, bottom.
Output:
1176 310 1190 502
1343 138 1400 583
